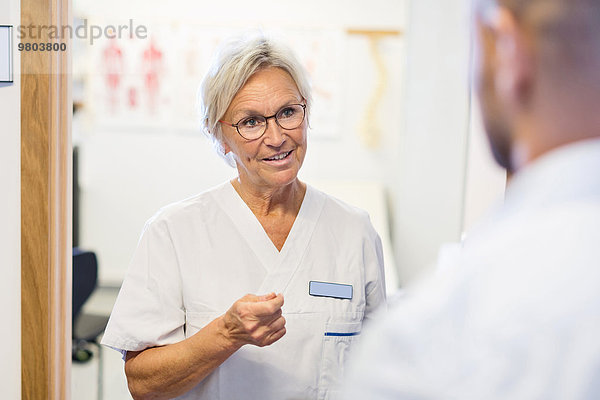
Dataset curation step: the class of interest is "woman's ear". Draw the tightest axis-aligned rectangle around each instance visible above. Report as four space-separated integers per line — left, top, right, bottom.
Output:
221 139 232 155
214 126 232 155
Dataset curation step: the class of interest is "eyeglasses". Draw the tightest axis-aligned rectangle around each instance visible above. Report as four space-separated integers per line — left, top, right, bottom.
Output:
219 103 306 140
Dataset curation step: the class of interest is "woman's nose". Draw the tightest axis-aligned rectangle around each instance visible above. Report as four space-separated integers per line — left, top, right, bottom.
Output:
262 117 285 147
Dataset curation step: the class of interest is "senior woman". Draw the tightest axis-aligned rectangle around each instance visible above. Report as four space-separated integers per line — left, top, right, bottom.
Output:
102 35 386 400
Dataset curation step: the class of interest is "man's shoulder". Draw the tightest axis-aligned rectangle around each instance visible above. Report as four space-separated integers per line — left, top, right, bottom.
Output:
464 199 600 265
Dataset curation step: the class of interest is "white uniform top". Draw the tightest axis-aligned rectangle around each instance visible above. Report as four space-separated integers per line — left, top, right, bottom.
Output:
102 182 386 400
344 137 600 399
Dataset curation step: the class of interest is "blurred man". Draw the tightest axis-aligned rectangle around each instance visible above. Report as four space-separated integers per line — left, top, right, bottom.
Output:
344 0 600 398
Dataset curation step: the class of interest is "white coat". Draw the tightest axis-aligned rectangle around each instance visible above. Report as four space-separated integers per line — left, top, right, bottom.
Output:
343 137 600 399
101 182 386 399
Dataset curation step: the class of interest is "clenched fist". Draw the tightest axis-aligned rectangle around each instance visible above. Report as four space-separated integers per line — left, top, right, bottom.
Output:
222 293 286 348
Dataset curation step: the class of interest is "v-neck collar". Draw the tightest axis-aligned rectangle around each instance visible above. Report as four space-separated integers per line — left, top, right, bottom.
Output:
212 181 321 275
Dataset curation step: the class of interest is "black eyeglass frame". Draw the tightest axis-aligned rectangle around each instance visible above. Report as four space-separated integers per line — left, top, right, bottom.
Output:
219 103 307 140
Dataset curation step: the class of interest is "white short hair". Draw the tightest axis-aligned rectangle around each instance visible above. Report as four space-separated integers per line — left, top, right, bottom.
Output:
198 34 313 166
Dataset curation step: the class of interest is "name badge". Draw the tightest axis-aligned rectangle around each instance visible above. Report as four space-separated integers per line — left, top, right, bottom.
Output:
309 281 353 300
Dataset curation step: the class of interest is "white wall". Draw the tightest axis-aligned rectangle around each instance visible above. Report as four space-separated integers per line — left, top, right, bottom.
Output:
0 0 21 398
393 0 473 282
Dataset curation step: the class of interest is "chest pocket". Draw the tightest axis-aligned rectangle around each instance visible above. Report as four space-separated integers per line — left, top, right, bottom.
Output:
318 317 363 399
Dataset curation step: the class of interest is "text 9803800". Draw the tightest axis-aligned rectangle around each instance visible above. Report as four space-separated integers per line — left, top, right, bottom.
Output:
18 42 67 52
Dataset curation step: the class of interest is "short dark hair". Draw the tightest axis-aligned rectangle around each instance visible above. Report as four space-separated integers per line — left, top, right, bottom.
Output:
476 0 600 76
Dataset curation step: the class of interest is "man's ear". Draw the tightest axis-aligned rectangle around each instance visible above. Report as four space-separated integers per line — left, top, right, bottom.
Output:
489 7 533 106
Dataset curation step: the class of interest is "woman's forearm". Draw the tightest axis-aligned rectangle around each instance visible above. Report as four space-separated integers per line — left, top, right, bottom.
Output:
124 316 242 400
124 293 286 400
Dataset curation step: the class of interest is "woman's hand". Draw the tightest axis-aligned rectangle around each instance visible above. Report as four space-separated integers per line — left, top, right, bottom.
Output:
222 292 287 347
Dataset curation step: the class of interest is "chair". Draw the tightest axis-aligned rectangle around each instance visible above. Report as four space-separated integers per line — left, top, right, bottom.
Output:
73 248 110 400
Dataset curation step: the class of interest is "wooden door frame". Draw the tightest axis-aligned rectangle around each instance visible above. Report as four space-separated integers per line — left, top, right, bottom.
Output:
21 0 72 398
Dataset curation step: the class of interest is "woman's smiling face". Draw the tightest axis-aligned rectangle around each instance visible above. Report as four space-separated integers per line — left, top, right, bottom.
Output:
220 67 307 191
